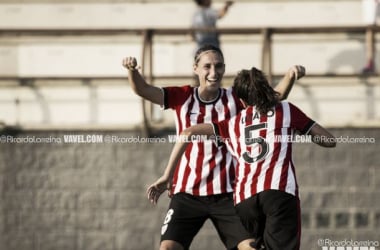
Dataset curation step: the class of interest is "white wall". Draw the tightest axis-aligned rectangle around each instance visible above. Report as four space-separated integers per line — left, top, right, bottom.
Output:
0 1 377 77
0 1 379 128
0 2 364 28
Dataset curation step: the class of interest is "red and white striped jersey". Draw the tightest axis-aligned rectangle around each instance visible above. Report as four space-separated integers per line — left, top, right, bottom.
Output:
162 85 244 196
213 101 315 205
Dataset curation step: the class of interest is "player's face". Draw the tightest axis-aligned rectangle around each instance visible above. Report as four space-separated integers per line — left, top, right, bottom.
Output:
193 51 225 92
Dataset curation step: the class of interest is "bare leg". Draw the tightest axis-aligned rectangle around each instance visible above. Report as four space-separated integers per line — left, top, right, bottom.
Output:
237 239 259 250
159 240 184 250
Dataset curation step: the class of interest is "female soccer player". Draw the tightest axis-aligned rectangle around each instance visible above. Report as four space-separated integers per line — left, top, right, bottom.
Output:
124 44 304 250
147 67 336 250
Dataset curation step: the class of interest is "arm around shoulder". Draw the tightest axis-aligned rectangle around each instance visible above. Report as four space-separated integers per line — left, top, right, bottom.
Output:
162 124 216 184
146 123 217 204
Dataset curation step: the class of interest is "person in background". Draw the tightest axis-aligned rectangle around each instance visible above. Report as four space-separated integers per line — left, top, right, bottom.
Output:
192 0 234 51
361 0 380 73
148 67 336 250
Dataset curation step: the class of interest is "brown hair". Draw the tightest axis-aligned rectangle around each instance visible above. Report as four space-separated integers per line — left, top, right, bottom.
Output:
194 44 224 65
233 67 280 114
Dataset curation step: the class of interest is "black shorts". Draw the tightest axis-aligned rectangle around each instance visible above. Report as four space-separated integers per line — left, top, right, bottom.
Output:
160 192 252 250
235 190 301 250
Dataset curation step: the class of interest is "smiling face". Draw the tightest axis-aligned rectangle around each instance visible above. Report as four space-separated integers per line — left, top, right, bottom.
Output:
193 50 225 95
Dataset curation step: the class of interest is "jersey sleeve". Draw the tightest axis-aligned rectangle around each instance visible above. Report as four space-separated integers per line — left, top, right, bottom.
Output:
212 119 230 147
289 102 316 134
162 85 193 110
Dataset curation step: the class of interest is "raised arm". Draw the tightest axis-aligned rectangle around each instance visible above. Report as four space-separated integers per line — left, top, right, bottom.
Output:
309 123 336 148
218 1 234 18
122 57 163 106
274 65 305 100
147 123 215 204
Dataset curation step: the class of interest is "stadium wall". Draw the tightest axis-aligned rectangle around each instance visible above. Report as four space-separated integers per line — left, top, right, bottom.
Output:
0 128 379 250
0 0 379 128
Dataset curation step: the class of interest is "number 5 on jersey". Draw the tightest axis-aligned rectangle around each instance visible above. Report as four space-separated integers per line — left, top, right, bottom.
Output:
243 123 269 163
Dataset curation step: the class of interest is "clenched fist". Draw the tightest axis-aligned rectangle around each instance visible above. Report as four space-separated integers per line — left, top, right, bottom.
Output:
287 65 306 80
122 57 138 71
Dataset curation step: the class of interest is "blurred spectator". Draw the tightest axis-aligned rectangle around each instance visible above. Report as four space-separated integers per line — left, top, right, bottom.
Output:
192 0 233 51
362 0 380 73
